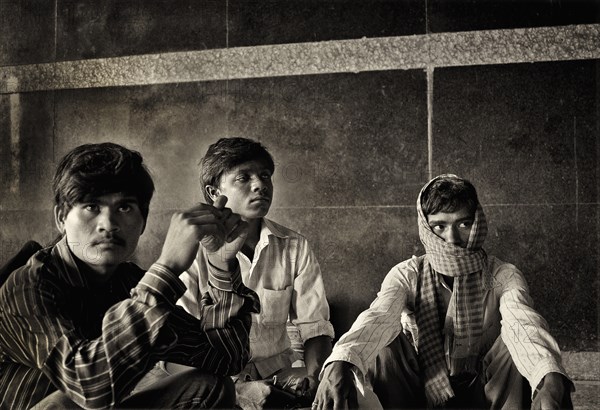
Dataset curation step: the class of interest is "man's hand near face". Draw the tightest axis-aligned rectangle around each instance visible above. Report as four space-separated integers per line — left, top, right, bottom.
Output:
156 195 247 274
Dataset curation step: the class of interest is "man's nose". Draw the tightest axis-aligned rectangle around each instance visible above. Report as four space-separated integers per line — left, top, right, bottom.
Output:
97 209 119 232
251 177 267 192
446 226 461 245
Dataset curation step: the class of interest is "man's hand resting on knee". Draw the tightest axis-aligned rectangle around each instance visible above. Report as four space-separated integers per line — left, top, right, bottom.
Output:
313 361 358 410
532 372 571 410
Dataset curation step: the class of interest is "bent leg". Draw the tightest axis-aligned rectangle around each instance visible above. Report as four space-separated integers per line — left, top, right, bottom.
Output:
31 391 82 410
122 369 235 409
366 333 426 409
483 336 532 410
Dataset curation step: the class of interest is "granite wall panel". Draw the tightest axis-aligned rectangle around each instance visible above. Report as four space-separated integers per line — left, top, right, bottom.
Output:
0 0 56 66
0 210 55 262
228 0 426 47
56 0 227 61
429 0 599 33
432 61 597 206
227 71 428 208
0 92 55 212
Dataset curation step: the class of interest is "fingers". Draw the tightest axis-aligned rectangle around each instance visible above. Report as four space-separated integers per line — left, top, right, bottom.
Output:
213 195 228 210
347 388 358 410
226 219 248 243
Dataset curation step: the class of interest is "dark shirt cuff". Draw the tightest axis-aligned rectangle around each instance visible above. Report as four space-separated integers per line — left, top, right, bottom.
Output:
207 259 243 292
137 263 187 304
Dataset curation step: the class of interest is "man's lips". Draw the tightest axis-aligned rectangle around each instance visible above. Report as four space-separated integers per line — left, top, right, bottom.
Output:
250 196 271 204
92 237 126 246
250 196 271 203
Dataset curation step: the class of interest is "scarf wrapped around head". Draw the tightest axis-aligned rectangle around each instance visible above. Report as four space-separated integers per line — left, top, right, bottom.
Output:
414 174 489 406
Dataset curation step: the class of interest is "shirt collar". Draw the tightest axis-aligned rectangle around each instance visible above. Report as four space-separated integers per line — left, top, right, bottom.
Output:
259 218 289 245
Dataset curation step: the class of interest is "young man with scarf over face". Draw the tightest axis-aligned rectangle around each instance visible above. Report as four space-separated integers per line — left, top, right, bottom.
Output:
314 175 573 409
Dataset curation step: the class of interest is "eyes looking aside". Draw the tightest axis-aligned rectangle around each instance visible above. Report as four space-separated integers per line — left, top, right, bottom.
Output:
426 206 474 248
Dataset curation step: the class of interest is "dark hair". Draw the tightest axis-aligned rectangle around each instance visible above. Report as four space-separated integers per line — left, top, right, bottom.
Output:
200 137 275 204
52 143 155 221
421 175 478 216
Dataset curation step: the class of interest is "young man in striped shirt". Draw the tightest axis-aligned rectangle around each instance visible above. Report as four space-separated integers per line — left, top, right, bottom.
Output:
0 143 259 409
314 174 573 409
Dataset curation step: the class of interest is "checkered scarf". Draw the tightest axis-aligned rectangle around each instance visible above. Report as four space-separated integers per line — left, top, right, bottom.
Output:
414 175 488 406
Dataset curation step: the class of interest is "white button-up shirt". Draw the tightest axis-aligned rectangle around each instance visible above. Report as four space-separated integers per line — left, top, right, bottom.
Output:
180 218 334 378
324 255 569 395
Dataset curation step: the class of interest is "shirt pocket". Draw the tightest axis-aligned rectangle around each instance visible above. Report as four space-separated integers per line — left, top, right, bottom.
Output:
260 286 292 326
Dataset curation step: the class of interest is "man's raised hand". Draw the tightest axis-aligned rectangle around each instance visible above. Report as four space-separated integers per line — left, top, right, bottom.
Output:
157 198 229 274
201 195 248 256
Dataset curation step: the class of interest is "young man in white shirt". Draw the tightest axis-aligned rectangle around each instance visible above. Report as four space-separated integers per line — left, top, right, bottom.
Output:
314 174 573 410
167 137 335 408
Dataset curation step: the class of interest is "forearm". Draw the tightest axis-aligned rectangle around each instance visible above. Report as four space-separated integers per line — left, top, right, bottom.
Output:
500 289 569 390
41 264 184 408
162 305 253 375
163 266 259 375
304 335 333 378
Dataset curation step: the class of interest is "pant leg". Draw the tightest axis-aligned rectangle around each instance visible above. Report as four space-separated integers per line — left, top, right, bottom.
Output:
122 368 235 409
482 335 532 410
366 333 426 409
31 391 82 410
32 369 234 410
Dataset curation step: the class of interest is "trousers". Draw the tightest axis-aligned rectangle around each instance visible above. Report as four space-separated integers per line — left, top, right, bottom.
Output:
32 368 234 409
366 333 551 409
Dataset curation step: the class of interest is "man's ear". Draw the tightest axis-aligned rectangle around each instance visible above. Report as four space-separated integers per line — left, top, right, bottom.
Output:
53 205 66 234
205 185 220 202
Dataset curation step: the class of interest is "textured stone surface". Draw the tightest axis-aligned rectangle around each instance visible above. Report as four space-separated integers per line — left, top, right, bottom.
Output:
572 381 600 410
0 210 56 261
563 352 600 381
227 71 428 208
2 25 599 94
429 0 599 33
0 92 56 211
0 0 56 66
433 61 597 205
56 0 226 60
227 0 426 47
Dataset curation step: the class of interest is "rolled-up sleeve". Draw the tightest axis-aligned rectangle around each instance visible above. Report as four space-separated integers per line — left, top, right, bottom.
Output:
290 237 335 342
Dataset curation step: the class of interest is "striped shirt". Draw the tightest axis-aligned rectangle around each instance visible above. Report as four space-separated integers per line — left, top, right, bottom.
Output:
324 255 570 397
0 236 259 409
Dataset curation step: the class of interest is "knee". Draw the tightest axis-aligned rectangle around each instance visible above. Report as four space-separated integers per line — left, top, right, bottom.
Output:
33 391 81 410
190 372 235 409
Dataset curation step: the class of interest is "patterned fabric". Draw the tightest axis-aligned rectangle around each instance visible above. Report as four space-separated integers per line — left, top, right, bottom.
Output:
414 175 488 406
0 236 259 410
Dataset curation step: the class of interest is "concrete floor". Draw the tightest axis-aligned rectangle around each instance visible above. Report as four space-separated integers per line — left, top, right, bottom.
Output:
564 351 599 409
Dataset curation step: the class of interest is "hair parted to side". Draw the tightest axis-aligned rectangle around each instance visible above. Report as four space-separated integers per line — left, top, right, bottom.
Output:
421 175 479 217
200 137 275 204
52 142 155 221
